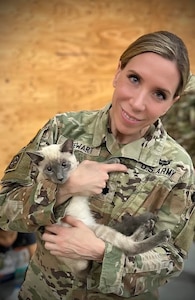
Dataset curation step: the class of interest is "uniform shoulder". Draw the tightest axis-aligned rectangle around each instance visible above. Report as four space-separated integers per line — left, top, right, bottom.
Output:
55 108 100 122
165 133 193 166
162 84 195 165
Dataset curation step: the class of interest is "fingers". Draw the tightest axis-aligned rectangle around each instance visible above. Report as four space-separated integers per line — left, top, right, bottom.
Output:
61 215 85 227
42 228 59 238
50 250 65 256
42 232 58 252
102 163 128 173
43 217 85 235
60 160 127 198
83 160 127 173
43 224 62 235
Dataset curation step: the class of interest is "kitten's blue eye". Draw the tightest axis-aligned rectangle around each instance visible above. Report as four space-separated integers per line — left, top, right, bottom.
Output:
47 166 52 172
62 161 68 168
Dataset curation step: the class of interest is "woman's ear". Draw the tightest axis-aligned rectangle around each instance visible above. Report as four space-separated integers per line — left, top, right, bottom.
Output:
113 61 121 88
173 95 180 104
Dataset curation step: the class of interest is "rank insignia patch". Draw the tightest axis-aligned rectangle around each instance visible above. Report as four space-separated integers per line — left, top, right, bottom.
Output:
5 153 23 172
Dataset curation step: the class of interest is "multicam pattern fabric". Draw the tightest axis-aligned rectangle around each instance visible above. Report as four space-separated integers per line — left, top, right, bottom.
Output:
163 74 195 166
0 103 195 300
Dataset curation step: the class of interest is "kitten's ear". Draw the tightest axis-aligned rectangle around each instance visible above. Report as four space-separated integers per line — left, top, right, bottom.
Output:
26 151 45 165
61 139 74 154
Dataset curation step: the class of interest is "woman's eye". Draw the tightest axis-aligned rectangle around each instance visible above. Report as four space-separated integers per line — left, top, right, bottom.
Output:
155 90 166 100
128 74 139 84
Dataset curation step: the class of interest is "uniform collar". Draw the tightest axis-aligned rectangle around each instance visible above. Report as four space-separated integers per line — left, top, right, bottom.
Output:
92 104 167 167
91 103 112 147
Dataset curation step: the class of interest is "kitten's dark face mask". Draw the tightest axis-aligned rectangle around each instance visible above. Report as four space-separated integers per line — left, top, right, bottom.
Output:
43 159 71 184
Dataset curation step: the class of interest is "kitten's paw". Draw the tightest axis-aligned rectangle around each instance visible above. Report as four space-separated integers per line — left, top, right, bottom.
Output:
133 212 158 226
142 212 158 223
144 218 155 232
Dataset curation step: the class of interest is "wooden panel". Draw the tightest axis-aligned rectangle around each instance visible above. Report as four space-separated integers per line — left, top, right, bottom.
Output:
0 0 195 176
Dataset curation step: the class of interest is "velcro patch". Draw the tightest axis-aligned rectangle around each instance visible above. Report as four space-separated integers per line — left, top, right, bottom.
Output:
5 153 23 172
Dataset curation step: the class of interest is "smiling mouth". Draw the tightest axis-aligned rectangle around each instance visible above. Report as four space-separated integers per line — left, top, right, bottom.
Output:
122 109 141 123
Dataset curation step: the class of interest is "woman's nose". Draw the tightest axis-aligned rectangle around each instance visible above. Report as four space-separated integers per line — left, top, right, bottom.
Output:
129 90 146 111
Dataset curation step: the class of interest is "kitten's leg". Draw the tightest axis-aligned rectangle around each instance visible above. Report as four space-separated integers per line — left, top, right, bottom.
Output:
112 212 157 236
125 228 171 255
130 218 155 241
90 224 171 256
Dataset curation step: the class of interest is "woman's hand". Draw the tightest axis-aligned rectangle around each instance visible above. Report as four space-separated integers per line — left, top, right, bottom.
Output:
42 215 105 261
56 160 127 205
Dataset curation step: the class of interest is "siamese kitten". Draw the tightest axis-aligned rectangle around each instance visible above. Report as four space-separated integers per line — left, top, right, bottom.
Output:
27 139 171 280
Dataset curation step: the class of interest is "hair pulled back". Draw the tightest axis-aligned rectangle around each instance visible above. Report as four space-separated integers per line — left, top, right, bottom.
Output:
120 31 190 96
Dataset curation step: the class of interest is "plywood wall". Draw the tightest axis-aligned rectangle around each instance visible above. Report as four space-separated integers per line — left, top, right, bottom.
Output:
0 0 195 176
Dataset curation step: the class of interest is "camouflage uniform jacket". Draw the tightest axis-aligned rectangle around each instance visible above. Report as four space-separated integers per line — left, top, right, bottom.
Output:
163 74 195 166
0 103 195 300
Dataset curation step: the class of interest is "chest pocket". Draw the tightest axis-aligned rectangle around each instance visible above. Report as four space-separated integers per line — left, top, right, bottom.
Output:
90 163 179 228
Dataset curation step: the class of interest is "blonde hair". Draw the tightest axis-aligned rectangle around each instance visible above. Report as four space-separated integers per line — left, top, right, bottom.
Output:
120 31 190 97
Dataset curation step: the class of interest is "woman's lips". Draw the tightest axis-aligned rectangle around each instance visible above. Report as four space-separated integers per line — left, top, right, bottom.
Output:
121 109 141 124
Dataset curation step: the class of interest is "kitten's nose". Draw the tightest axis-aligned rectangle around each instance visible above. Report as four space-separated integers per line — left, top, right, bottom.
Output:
58 177 64 182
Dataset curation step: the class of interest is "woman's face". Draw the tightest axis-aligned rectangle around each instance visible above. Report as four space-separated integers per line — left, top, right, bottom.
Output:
110 52 180 144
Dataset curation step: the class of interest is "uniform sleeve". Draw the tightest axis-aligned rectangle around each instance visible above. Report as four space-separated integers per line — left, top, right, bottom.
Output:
87 171 195 297
0 117 65 232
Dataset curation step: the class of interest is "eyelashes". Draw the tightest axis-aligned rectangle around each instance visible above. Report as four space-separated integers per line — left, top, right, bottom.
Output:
154 90 167 100
127 74 140 84
127 73 167 101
